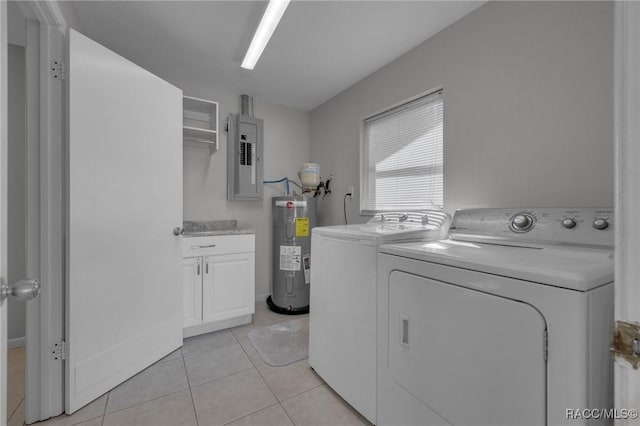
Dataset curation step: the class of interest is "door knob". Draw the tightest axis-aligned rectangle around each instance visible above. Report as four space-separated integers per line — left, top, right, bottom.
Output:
1 279 41 301
172 227 184 236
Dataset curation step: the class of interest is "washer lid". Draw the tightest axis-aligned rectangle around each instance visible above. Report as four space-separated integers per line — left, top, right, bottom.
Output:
313 210 450 244
379 239 614 291
312 223 447 245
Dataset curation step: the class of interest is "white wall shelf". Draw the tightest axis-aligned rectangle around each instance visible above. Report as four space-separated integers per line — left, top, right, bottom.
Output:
183 95 218 153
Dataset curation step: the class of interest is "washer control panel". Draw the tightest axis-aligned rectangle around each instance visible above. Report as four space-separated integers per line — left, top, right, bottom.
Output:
450 208 614 247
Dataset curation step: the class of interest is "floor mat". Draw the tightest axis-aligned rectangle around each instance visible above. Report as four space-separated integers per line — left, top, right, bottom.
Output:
248 317 309 367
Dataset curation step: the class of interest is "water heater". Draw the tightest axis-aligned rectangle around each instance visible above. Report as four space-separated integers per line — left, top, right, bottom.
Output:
227 95 264 200
268 195 317 314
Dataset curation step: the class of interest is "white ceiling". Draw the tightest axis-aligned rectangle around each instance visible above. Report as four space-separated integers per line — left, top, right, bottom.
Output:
71 1 484 111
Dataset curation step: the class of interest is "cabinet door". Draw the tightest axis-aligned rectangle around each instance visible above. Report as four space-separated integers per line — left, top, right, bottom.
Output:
202 253 255 322
182 257 202 328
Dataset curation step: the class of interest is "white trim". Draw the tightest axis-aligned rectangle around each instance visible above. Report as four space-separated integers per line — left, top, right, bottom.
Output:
19 0 67 423
183 315 251 339
359 87 444 217
614 0 640 416
38 22 65 422
361 86 444 123
8 336 25 349
363 89 442 124
24 17 43 425
1 2 9 423
16 0 66 31
359 89 444 214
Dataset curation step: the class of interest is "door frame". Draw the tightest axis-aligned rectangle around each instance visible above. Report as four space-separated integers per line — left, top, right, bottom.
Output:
1 1 8 423
614 0 640 412
13 1 66 423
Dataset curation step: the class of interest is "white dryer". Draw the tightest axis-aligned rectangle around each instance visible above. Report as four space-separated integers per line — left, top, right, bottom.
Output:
377 208 614 426
309 211 450 423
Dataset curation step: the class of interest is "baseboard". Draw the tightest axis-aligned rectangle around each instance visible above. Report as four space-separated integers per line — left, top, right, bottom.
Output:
183 314 252 339
8 336 25 349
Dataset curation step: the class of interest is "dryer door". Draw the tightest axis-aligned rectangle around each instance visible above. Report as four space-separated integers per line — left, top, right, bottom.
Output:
388 271 547 426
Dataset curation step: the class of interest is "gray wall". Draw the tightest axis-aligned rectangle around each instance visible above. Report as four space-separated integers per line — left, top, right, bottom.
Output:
8 44 27 342
310 1 614 225
55 0 84 33
177 81 311 301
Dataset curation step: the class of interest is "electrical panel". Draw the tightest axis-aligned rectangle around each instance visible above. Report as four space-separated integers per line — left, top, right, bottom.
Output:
227 113 263 200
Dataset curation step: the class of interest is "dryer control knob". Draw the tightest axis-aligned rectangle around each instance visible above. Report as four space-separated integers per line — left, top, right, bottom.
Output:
592 218 609 230
562 218 577 229
511 214 534 232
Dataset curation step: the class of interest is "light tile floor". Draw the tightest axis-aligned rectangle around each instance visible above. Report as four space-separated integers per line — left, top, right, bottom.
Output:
24 302 371 426
7 346 25 426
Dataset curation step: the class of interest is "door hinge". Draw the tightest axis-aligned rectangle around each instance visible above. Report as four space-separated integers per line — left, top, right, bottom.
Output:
543 329 548 361
51 340 66 361
611 320 640 369
50 59 65 80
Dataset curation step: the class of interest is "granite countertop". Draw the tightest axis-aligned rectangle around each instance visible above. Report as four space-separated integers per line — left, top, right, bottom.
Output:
182 220 255 237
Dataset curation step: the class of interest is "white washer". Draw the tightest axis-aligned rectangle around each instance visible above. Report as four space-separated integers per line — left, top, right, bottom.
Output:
377 208 614 426
309 211 450 423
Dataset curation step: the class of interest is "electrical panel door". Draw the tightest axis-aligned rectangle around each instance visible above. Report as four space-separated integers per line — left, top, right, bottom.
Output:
227 114 263 200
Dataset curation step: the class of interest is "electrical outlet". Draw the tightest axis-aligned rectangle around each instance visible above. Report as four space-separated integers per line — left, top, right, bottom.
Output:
347 186 354 198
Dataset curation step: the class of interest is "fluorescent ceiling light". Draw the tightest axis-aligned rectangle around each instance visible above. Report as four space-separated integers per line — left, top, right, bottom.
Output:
241 0 291 70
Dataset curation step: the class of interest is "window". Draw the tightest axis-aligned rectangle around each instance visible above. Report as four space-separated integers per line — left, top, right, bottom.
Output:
361 90 443 213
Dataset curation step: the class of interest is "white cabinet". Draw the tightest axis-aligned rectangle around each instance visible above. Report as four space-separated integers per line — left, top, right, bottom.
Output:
182 234 255 338
183 96 218 154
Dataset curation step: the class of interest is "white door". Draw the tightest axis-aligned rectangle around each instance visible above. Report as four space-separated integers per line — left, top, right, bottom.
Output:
66 29 183 413
614 1 640 415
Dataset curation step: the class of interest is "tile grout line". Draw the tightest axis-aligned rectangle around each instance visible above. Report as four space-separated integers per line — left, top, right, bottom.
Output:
181 350 200 426
100 391 110 426
220 402 281 426
280 401 297 426
188 364 255 390
244 304 308 425
190 366 275 426
7 397 24 423
232 318 270 371
100 356 191 417
246 362 269 390
250 354 285 418
183 330 237 358
101 387 187 418
278 381 325 404
234 335 293 424
183 333 255 389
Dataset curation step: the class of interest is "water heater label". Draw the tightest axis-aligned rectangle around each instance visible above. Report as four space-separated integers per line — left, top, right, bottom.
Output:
275 200 307 208
303 254 311 284
296 218 310 237
280 246 301 271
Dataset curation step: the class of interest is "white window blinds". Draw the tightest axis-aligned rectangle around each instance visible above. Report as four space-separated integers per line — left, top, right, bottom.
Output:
361 91 443 213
